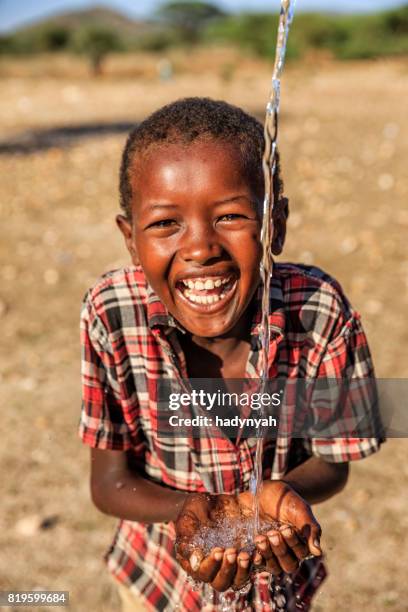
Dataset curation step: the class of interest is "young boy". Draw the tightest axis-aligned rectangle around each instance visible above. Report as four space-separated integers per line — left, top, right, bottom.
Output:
80 98 383 611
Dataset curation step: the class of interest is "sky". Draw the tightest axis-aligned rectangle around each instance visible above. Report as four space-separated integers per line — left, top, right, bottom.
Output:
0 0 407 33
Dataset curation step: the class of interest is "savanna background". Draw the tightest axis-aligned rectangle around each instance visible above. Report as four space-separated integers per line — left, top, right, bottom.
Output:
0 1 407 610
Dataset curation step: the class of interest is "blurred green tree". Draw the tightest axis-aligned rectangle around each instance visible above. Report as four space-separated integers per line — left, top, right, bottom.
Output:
383 5 408 34
0 35 15 54
72 26 121 75
204 13 300 59
155 0 225 44
37 25 71 51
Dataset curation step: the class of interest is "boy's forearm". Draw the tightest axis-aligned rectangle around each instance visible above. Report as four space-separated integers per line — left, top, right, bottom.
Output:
282 456 349 504
90 448 189 523
91 469 188 523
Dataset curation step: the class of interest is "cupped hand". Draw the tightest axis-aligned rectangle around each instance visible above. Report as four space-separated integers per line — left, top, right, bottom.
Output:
175 492 252 592
175 483 322 590
238 480 322 575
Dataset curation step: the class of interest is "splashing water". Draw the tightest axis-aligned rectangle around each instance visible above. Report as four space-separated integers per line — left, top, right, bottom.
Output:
250 0 297 534
188 516 281 557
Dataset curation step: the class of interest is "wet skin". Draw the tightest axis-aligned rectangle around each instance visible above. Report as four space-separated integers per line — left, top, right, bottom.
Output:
116 139 326 591
175 482 322 592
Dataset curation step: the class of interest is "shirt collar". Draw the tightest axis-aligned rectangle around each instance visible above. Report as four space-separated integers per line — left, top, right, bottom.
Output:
146 283 185 333
146 267 286 340
250 269 286 338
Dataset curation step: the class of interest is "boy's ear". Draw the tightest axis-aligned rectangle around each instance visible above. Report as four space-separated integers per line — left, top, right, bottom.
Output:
116 214 140 265
271 197 288 256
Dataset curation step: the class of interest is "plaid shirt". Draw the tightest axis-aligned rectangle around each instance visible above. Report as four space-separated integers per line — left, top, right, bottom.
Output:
79 263 383 611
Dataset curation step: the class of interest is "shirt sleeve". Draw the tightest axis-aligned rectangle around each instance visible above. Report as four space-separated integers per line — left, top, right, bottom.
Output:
302 311 385 463
79 293 145 452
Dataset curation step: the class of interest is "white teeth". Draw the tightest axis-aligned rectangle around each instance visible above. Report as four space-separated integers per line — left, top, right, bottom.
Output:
178 276 235 306
180 287 229 306
180 276 232 291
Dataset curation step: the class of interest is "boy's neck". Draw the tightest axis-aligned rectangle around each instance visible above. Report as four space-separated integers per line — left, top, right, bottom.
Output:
178 307 253 378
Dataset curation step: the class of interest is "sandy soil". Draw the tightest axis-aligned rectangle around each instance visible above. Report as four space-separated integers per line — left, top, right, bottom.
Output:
0 50 407 611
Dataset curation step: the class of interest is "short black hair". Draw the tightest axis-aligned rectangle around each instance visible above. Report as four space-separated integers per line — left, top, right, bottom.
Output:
119 97 284 220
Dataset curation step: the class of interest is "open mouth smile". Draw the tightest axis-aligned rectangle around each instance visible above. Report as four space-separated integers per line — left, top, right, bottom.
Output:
175 275 237 311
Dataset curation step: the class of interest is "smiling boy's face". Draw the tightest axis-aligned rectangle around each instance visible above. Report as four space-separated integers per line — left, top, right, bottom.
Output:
117 139 283 339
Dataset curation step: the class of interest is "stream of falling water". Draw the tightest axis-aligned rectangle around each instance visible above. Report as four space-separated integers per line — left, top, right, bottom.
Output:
224 1 297 609
216 2 297 610
182 3 298 610
249 0 297 532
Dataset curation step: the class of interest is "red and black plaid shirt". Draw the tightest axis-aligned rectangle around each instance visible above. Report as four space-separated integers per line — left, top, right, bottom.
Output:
80 263 383 611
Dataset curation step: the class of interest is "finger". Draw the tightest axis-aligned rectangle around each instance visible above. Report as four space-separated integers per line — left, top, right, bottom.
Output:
176 540 195 562
253 550 264 569
211 548 237 592
267 530 298 574
232 552 251 590
309 522 322 557
178 556 193 576
300 521 322 557
197 548 224 583
279 525 309 561
189 549 205 573
265 554 283 576
255 536 281 576
176 540 201 577
289 502 322 557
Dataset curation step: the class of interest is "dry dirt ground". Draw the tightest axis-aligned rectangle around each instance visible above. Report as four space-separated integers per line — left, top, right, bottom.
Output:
0 50 407 612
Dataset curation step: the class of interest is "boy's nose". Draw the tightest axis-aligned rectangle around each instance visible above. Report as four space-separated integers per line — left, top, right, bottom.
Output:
178 226 224 265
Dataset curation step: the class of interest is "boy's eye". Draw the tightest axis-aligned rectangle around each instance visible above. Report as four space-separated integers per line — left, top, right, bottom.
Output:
218 214 248 222
148 219 177 229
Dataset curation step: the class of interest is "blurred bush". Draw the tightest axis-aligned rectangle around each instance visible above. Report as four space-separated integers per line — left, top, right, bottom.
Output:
0 24 71 54
0 3 407 61
155 1 225 45
71 26 122 75
204 5 408 60
204 13 300 59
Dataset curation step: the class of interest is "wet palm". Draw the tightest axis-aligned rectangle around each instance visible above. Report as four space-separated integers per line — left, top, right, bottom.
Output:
175 481 322 591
